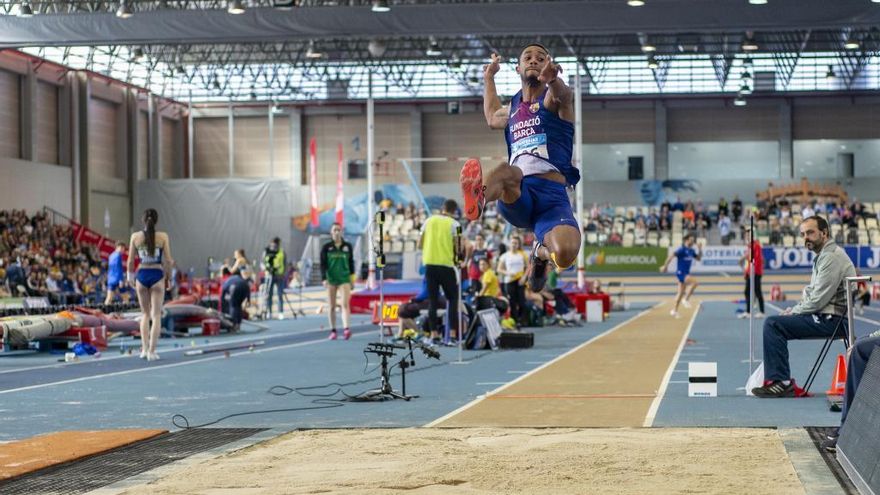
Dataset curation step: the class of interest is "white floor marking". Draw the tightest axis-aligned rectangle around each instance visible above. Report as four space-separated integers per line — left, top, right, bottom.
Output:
643 303 702 427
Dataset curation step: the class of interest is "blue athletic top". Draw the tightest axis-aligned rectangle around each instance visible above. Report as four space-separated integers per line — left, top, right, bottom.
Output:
504 88 579 187
107 251 124 283
137 231 163 265
675 246 697 274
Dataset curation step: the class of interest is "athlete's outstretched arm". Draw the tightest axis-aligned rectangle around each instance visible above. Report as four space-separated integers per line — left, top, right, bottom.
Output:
540 58 574 122
660 253 675 273
483 53 508 129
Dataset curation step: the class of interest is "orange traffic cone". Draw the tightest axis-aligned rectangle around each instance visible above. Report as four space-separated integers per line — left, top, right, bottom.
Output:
825 354 847 396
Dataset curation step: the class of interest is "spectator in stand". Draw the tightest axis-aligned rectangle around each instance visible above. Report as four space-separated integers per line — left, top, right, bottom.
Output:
801 201 815 220
466 233 493 295
738 226 765 319
718 197 729 218
673 197 685 212
475 258 508 314
5 257 27 296
498 235 528 327
732 195 743 223
646 209 660 231
718 212 732 245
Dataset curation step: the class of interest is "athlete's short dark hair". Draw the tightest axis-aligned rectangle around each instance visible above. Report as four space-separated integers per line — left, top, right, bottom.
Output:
520 43 551 59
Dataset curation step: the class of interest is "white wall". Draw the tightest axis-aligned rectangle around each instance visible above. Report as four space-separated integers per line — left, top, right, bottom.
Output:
793 139 880 179
583 143 654 180
668 141 779 180
0 158 72 216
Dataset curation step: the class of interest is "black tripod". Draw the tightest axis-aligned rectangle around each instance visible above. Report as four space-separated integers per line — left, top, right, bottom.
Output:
353 342 417 401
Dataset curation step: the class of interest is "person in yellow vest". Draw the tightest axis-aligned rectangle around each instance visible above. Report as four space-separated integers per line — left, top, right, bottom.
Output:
418 199 463 343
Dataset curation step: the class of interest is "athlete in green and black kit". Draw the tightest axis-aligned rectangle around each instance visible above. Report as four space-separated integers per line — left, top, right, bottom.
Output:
320 222 356 340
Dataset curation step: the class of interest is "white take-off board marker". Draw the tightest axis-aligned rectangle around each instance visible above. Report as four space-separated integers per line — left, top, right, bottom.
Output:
688 362 717 397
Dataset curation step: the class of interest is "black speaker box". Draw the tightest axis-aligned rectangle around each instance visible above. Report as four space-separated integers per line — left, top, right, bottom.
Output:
498 331 534 349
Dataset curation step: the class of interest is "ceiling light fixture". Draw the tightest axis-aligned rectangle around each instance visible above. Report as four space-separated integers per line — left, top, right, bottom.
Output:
647 56 659 70
371 0 391 12
739 83 753 95
748 0 767 4
116 1 133 18
741 34 759 51
227 0 246 15
641 42 656 53
844 38 860 50
426 37 442 57
306 40 324 59
627 0 645 6
734 95 747 106
741 70 752 81
450 54 463 71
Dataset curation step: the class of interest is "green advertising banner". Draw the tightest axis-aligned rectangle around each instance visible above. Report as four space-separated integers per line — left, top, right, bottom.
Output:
582 246 667 272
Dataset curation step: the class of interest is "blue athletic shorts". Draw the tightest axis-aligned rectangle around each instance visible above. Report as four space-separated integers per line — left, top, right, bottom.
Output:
675 271 689 283
496 176 578 244
136 268 164 288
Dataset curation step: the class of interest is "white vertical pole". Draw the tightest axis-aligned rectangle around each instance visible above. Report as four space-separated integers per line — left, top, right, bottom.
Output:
228 103 234 178
268 104 275 178
187 92 194 178
575 63 586 289
748 215 755 378
367 73 376 290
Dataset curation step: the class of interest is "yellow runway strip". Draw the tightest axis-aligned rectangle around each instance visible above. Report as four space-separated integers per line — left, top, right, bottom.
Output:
431 301 698 428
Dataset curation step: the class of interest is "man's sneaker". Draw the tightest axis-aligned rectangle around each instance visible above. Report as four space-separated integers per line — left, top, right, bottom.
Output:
754 312 764 319
460 159 486 221
670 309 680 318
682 299 691 309
343 329 352 340
139 349 148 359
527 243 549 292
822 436 838 453
751 381 796 398
328 330 338 340
147 352 160 362
825 427 840 441
737 312 750 319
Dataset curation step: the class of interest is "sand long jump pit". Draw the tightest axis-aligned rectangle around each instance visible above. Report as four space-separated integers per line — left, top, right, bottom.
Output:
115 303 805 494
117 426 804 495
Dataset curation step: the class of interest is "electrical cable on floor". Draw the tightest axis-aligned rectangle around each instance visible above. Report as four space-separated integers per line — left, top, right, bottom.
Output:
170 348 494 429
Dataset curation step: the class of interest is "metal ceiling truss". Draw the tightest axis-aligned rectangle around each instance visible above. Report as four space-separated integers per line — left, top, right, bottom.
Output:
0 0 552 15
17 27 880 102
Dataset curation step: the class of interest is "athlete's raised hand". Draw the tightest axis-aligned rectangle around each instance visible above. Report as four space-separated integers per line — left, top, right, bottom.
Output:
539 57 561 84
484 53 501 79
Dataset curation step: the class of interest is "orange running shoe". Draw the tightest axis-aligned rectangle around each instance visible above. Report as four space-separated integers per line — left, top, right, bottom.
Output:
460 158 486 221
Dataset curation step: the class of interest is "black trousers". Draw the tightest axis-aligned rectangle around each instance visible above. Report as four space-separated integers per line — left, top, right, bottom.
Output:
222 282 250 325
744 274 765 313
504 281 527 325
425 265 459 336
